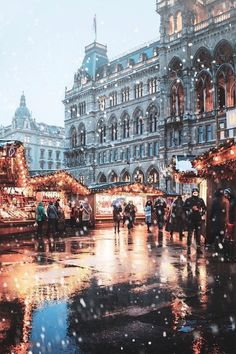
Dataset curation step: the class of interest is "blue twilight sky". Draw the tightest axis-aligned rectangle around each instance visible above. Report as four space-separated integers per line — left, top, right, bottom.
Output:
0 0 160 127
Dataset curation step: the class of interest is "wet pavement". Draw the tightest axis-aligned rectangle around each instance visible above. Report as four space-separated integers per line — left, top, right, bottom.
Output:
0 225 236 354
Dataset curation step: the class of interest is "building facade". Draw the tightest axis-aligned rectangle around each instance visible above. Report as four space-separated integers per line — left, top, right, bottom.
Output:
0 93 65 171
64 0 236 191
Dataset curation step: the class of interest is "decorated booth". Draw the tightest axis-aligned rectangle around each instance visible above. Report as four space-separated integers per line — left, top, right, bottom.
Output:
0 141 35 234
89 182 166 224
30 170 90 205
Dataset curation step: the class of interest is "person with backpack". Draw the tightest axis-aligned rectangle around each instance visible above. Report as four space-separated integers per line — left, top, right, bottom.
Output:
47 201 59 236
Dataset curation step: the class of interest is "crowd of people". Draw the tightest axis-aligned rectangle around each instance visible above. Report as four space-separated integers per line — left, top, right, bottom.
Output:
35 198 92 237
112 187 235 256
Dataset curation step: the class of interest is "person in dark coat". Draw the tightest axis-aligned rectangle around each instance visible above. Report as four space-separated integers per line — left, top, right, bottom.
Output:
210 189 227 250
167 196 185 240
36 201 47 237
47 201 59 236
112 203 122 233
224 188 235 261
153 197 167 239
184 188 206 254
124 201 135 232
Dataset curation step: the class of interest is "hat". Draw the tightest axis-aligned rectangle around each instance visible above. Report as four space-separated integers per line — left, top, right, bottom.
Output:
224 188 232 195
192 187 199 193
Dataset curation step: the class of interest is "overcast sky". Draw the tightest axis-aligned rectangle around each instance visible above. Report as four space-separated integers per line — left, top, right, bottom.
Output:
0 0 160 127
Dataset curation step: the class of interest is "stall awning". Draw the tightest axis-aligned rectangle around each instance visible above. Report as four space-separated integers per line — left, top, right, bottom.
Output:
30 170 90 195
0 140 29 187
89 182 166 196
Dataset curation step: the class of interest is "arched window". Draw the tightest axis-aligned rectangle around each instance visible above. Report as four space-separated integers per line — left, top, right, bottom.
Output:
78 124 86 146
170 81 184 116
122 114 130 139
147 105 159 133
169 15 174 35
133 169 144 183
109 171 119 182
214 41 234 66
98 173 107 183
122 171 131 182
193 47 212 72
147 168 159 185
134 109 144 135
195 72 213 113
217 66 235 110
98 121 106 144
176 11 182 32
70 127 77 148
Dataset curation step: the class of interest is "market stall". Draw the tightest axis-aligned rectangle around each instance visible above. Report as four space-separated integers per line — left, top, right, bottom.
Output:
175 139 236 243
0 140 35 234
89 182 166 224
30 170 90 206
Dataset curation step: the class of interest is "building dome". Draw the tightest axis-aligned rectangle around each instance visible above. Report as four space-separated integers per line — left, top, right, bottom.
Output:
14 93 31 119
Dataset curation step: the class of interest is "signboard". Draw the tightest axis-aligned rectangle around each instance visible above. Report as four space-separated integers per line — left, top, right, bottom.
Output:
175 155 196 172
226 109 236 130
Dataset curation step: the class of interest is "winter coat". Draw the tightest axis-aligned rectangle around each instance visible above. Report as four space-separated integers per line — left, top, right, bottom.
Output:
36 202 46 222
47 204 59 220
154 200 166 222
113 205 122 222
210 196 227 238
166 198 185 232
184 196 206 224
145 205 152 224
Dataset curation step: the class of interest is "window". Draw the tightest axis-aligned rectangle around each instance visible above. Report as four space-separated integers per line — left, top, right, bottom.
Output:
79 176 85 185
148 143 153 157
40 149 45 159
113 149 118 161
103 151 107 164
80 128 86 145
121 87 130 103
109 92 117 107
140 144 144 158
134 82 143 99
135 116 144 135
56 151 61 161
40 161 45 170
219 122 225 140
154 142 159 156
169 131 173 147
70 104 77 119
206 124 213 141
197 126 205 143
98 124 106 144
79 101 86 115
48 150 52 160
178 130 183 146
140 53 148 62
135 145 139 159
148 78 158 94
56 162 61 169
170 82 184 116
126 147 130 162
148 106 158 133
98 96 106 111
111 122 118 141
123 116 130 139
48 161 53 170
24 136 30 143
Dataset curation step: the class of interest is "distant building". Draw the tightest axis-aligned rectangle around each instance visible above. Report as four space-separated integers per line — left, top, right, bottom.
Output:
0 93 65 171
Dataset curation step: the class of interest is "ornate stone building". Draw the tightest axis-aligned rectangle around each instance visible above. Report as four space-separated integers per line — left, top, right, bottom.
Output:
0 93 65 171
64 0 236 190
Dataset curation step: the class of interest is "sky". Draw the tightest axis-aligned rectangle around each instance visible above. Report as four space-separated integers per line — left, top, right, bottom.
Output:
0 0 160 127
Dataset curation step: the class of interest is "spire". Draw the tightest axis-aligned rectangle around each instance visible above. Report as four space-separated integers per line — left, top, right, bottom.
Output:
20 91 26 107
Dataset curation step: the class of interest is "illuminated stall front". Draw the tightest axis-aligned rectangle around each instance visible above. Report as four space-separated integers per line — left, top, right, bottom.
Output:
89 182 165 224
0 141 35 234
30 170 90 205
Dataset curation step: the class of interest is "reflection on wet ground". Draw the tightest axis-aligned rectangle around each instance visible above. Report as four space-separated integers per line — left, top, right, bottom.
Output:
0 225 236 353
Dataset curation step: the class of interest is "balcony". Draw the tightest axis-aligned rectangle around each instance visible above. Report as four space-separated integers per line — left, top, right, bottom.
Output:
166 115 183 126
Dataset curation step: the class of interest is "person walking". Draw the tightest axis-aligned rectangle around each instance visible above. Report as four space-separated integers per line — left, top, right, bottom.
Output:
210 189 227 251
184 188 206 254
47 201 59 236
124 201 135 233
112 203 122 233
224 188 235 261
36 201 47 237
64 202 72 233
145 200 153 232
82 198 92 231
153 197 167 239
166 196 185 240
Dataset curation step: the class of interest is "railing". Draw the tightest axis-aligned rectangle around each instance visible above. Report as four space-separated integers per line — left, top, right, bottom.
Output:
214 10 231 24
194 19 209 32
